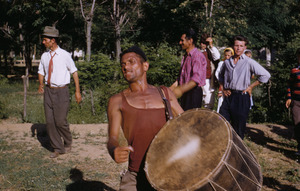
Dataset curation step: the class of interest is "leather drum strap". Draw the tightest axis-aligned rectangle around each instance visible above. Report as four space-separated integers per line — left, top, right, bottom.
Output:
156 86 174 121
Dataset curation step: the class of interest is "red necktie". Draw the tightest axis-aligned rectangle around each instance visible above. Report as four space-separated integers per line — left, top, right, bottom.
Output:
47 51 56 85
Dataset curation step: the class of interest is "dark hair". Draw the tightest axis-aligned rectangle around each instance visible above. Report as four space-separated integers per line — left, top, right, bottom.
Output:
183 28 198 45
200 33 210 45
296 48 300 56
120 45 147 63
233 35 249 46
42 35 59 44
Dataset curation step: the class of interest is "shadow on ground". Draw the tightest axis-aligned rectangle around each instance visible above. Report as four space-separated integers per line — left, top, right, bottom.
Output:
263 176 299 191
246 125 298 161
246 125 299 191
66 168 116 191
31 123 53 152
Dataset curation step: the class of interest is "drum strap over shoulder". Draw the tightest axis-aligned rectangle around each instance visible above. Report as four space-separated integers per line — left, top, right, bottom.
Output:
156 86 174 121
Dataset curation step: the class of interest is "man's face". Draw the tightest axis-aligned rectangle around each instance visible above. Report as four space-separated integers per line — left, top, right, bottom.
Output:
179 34 192 50
233 40 247 57
120 52 146 82
42 37 55 49
200 42 207 50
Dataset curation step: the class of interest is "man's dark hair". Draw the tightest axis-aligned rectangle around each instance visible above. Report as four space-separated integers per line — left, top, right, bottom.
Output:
120 45 147 63
42 35 59 44
200 33 210 45
183 28 198 45
296 48 300 56
233 35 249 46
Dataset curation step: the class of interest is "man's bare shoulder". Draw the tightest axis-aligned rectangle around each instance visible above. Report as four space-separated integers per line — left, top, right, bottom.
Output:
109 92 123 104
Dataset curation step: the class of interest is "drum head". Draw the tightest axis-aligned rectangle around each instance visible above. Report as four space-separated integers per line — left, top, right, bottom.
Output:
145 109 232 190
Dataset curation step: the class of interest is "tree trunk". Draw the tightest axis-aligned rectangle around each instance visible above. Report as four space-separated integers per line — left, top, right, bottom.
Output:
115 26 121 62
24 44 31 87
86 20 92 62
89 88 95 115
3 49 8 77
266 47 271 67
22 75 27 120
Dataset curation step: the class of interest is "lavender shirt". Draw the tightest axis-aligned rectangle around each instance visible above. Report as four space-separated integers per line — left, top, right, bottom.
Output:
178 48 207 87
218 54 271 91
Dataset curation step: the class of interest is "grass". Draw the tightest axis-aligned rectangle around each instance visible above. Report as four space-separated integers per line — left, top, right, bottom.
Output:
0 125 124 191
0 138 73 190
0 78 108 124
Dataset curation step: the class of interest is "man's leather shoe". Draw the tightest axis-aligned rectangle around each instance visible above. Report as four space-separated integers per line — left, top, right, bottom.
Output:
50 151 60 158
65 146 72 153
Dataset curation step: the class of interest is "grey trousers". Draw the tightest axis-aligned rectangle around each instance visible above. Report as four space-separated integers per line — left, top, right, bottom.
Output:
44 86 72 153
291 100 300 150
119 170 156 191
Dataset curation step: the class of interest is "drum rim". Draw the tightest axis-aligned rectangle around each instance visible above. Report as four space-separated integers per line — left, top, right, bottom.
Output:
145 108 234 191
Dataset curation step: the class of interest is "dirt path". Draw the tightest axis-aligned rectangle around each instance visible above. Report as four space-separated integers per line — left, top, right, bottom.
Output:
0 121 299 190
0 122 110 160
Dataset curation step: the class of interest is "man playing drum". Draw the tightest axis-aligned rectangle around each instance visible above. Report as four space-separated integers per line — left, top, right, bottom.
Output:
107 46 183 190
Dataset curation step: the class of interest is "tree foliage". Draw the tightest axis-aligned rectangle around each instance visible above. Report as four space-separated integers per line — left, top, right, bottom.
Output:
1 0 300 123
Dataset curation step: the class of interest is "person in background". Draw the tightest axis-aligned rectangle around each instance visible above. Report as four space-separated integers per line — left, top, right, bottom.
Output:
107 46 183 190
38 26 82 158
244 49 255 109
170 28 207 111
200 33 221 109
218 35 271 139
215 47 234 113
286 48 300 155
244 49 252 58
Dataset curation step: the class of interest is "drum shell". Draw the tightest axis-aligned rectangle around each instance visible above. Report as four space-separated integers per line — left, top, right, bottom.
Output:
145 109 262 191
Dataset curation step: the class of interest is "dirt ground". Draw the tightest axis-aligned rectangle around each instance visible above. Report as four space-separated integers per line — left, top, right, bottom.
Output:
0 120 299 191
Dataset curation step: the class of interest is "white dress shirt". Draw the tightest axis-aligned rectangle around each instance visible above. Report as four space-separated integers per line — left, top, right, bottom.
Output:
38 46 77 87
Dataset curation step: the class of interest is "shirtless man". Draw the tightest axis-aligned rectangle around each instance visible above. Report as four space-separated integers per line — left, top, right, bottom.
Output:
107 46 183 190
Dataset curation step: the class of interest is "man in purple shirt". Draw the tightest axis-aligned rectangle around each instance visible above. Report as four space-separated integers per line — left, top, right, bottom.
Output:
170 28 207 111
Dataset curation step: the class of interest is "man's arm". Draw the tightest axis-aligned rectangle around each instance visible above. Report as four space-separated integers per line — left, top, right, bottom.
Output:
206 37 220 61
219 82 231 97
38 74 44 94
286 69 293 108
107 94 133 163
171 80 197 98
243 80 261 96
72 71 82 104
169 80 178 91
166 88 184 116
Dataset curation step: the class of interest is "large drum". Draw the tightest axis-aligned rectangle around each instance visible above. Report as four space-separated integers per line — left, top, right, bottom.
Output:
145 109 262 191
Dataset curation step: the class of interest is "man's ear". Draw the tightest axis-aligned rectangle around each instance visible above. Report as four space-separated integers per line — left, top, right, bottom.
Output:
189 38 194 45
143 61 149 71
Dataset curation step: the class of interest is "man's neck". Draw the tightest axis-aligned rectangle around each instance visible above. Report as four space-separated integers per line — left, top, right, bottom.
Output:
186 45 195 54
128 78 149 92
51 44 58 52
233 54 242 64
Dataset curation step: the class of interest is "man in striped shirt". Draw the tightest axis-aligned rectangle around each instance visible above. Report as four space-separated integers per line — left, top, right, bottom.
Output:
170 28 207 111
286 48 300 155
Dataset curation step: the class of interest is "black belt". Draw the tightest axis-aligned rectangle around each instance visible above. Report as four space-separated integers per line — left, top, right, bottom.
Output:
230 90 247 94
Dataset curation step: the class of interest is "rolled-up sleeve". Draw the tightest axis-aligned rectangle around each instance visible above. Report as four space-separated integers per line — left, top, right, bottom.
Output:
38 54 45 76
250 60 271 83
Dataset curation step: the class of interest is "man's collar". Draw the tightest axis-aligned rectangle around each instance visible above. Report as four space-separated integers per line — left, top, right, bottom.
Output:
50 46 61 54
186 47 197 56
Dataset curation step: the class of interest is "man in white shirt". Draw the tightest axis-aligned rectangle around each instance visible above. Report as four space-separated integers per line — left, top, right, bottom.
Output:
38 26 82 158
200 34 221 109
